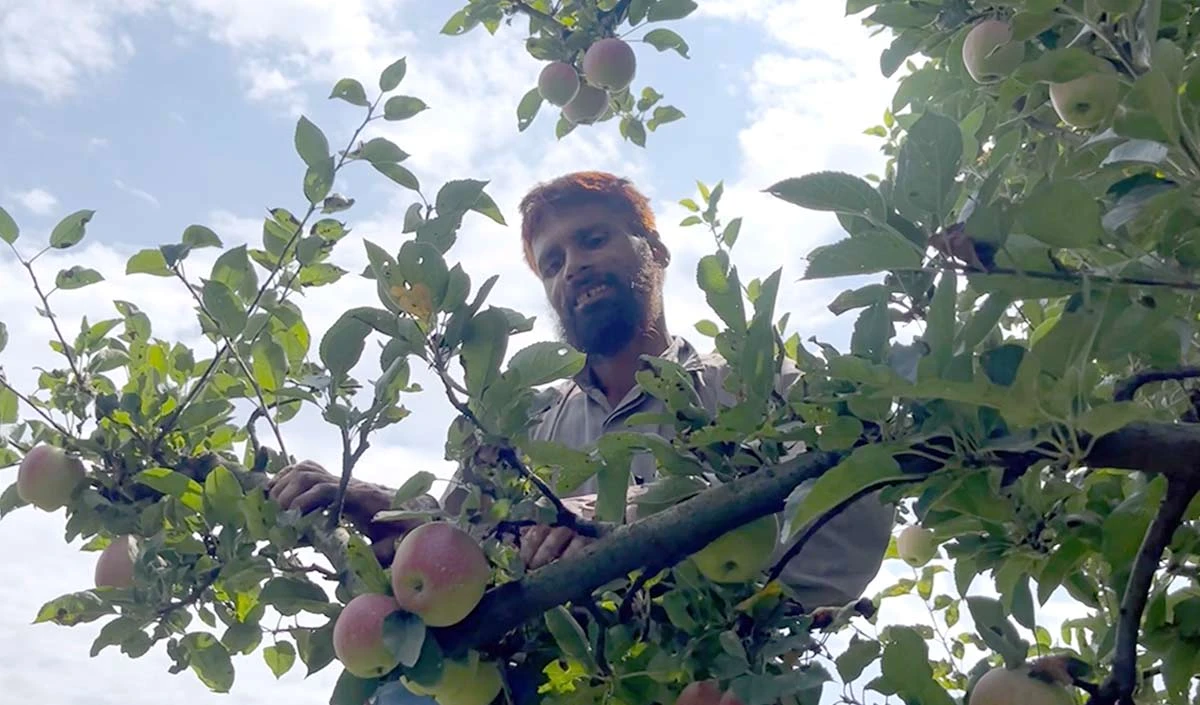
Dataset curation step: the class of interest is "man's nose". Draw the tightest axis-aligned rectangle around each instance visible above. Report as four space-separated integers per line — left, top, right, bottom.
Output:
564 252 594 282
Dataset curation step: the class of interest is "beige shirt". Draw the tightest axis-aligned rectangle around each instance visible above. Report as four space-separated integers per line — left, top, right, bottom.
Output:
446 335 894 609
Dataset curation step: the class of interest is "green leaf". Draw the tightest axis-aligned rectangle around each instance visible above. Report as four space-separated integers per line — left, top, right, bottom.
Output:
964 596 1028 667
647 105 685 131
803 232 921 279
90 616 145 657
183 224 222 248
1018 180 1104 248
201 279 248 338
294 116 331 169
436 179 489 217
460 308 510 395
785 444 907 540
304 157 336 205
55 266 104 290
331 670 379 705
544 606 600 673
506 341 585 386
359 137 408 165
0 206 18 244
319 311 373 381
381 610 426 668
49 209 96 249
1017 47 1108 83
260 576 331 617
295 621 337 676
182 632 235 693
379 58 407 91
642 28 690 57
392 471 436 507
764 171 886 221
879 627 956 705
894 112 962 225
517 87 543 132
126 248 173 276
0 384 16 424
647 0 698 22
204 464 245 526
263 641 297 678
330 78 369 106
373 162 421 191
470 191 506 226
384 96 428 121
836 635 881 682
696 255 746 332
34 591 115 626
211 245 259 299
923 270 956 373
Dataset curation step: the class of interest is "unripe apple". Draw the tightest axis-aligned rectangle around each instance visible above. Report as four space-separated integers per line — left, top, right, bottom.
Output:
390 522 490 627
401 651 502 705
95 535 138 589
961 19 1025 84
538 62 580 107
691 513 780 584
562 84 609 125
896 525 938 567
969 665 1076 705
332 593 404 679
1049 64 1120 128
17 444 86 511
583 37 637 91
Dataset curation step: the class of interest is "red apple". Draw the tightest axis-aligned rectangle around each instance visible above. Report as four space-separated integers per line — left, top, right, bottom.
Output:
538 62 580 107
583 37 637 91
676 680 722 705
390 522 490 627
332 593 404 679
95 535 138 589
17 444 86 511
562 84 609 125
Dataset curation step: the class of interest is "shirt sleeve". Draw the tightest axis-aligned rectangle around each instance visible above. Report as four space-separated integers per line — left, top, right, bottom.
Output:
766 360 896 610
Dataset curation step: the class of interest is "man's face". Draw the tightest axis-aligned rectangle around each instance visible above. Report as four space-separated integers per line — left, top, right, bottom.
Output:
529 201 665 357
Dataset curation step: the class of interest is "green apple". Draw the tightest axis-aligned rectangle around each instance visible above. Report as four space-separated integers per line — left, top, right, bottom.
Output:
690 513 780 584
94 535 138 589
895 525 938 567
537 61 580 107
1049 64 1121 128
969 666 1076 705
582 37 637 91
17 444 86 511
961 18 1025 84
391 521 491 627
562 84 609 125
401 651 503 705
332 593 404 679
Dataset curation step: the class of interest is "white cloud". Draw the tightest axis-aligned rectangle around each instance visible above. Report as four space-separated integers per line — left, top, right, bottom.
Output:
113 180 160 208
7 187 59 215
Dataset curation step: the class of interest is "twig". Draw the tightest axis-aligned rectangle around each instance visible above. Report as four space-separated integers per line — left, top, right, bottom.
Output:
8 244 85 384
153 94 382 449
1113 366 1200 402
429 351 586 533
172 268 291 461
1055 6 1138 76
617 568 656 623
331 415 373 530
766 478 916 586
0 377 74 439
1085 477 1200 705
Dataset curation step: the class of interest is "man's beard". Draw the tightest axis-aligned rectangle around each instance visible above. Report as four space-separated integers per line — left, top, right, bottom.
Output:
556 266 662 358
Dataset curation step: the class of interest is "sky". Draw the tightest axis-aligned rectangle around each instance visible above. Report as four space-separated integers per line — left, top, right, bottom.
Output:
0 1 1095 704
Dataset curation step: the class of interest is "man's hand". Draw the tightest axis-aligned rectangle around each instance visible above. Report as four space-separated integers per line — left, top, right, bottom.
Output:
518 494 598 570
266 460 426 565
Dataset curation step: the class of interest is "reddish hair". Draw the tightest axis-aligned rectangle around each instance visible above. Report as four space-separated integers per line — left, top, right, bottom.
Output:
518 171 659 272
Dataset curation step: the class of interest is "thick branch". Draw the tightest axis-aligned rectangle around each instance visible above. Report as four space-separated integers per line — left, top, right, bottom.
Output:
1086 477 1200 705
430 420 1200 656
1114 367 1200 402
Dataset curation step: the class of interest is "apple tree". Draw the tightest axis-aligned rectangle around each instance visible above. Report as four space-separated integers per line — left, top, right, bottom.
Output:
3 1 1200 705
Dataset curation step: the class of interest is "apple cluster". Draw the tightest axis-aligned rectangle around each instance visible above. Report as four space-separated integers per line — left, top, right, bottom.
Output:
536 36 637 125
332 521 501 705
961 17 1120 128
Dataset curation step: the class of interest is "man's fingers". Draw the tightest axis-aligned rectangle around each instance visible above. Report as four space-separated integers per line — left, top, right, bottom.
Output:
272 471 326 510
531 527 576 570
519 525 550 566
291 483 340 515
560 534 593 560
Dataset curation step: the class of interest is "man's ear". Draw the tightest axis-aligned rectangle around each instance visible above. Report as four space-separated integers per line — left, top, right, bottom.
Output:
648 233 670 267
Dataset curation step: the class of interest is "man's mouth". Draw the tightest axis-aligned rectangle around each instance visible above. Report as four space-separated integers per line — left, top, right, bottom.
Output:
574 284 613 310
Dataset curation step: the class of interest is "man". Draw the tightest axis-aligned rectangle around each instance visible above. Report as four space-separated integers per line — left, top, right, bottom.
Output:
267 171 894 695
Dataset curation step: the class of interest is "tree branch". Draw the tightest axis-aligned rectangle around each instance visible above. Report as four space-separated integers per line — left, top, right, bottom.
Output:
1113 366 1200 402
429 420 1200 657
1086 476 1200 705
